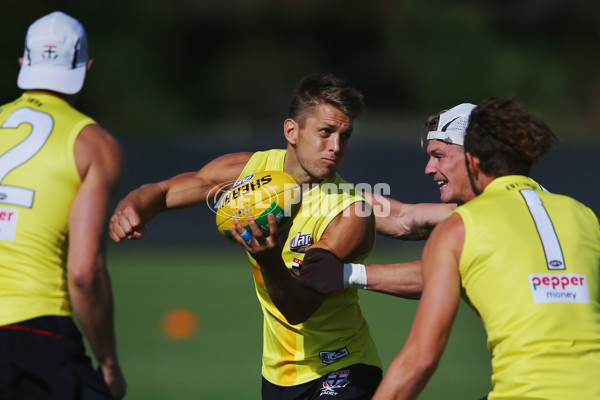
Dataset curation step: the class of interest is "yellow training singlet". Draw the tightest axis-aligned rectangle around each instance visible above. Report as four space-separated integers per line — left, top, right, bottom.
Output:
455 175 600 399
238 149 381 386
0 92 93 325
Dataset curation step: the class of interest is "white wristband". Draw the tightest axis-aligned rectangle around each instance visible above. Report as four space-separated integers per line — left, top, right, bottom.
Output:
343 263 367 289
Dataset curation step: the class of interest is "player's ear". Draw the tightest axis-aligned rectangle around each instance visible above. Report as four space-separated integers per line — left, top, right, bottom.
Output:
284 118 298 145
18 57 23 67
465 151 487 196
465 152 480 176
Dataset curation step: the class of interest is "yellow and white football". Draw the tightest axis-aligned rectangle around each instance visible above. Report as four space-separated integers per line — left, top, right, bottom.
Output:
215 170 302 240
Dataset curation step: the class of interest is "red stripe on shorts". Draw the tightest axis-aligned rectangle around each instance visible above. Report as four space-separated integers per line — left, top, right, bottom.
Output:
0 324 62 339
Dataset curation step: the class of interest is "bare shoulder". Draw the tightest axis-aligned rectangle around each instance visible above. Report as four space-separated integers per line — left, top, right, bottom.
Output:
194 152 254 186
210 152 254 166
434 212 464 237
425 212 465 261
200 152 254 174
75 124 123 183
76 124 122 159
317 201 375 262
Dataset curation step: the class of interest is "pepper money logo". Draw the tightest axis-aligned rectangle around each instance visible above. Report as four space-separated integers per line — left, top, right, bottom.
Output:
528 273 590 304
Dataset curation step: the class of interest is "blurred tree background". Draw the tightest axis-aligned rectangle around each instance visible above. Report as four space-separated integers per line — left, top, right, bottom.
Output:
2 0 600 142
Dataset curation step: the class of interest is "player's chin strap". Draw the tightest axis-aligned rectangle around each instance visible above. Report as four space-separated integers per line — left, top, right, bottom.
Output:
464 155 482 197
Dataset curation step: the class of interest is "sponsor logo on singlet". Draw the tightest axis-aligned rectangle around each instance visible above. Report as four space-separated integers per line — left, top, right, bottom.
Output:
319 347 349 364
0 207 18 241
529 273 590 304
289 232 313 253
291 257 302 276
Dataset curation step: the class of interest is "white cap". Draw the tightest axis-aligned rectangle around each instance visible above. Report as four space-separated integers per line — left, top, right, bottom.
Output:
426 103 476 146
17 11 88 95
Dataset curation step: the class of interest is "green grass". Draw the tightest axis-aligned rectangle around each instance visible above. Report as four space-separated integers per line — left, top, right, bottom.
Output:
106 242 492 399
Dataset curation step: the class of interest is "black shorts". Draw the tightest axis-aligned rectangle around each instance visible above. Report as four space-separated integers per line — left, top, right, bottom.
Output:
0 315 112 400
262 363 382 400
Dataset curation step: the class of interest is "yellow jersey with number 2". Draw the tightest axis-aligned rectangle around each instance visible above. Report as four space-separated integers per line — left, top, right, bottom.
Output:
0 91 94 325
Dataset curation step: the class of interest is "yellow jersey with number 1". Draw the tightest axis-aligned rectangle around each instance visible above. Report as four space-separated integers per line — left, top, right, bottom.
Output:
0 91 94 325
455 175 600 399
238 149 381 387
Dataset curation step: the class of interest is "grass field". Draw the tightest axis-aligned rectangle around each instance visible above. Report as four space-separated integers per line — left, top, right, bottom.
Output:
106 242 492 399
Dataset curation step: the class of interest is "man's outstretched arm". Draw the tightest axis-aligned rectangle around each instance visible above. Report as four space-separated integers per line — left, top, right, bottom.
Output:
363 192 455 240
109 152 253 242
299 252 423 299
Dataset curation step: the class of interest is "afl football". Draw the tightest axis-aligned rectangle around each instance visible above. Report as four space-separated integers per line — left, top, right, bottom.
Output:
215 171 302 240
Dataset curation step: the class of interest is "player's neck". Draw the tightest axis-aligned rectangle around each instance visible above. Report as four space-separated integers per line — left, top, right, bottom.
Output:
25 89 79 106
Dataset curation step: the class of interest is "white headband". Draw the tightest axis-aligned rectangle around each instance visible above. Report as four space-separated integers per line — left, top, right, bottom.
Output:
426 103 476 146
